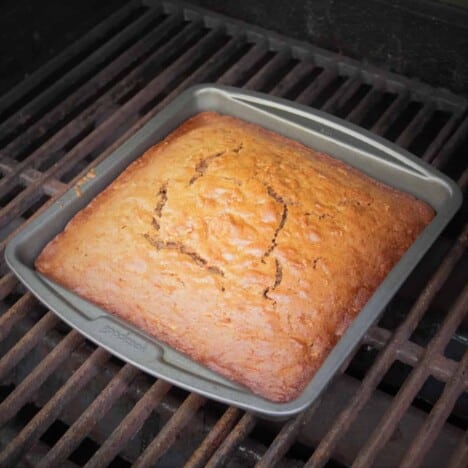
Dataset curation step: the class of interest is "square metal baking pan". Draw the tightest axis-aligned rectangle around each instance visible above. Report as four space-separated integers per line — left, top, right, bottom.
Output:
5 85 462 419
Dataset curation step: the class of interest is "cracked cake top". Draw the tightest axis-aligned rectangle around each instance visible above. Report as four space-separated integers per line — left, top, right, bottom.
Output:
35 111 434 402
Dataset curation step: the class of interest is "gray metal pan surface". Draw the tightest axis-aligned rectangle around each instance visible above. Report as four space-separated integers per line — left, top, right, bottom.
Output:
5 85 462 418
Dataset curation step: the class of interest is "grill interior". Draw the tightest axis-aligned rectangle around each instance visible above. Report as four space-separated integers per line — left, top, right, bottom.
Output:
0 1 467 466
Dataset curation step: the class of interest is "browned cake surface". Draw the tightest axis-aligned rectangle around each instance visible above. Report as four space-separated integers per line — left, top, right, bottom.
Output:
35 112 434 402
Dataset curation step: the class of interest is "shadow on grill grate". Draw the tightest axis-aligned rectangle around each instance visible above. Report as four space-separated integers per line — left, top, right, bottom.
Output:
0 0 467 467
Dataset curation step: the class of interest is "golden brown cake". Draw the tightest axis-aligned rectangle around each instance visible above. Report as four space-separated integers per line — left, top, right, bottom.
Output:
35 112 434 402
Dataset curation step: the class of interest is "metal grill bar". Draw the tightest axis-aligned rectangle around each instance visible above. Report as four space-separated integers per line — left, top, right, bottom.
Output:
269 62 316 97
295 68 337 106
321 75 361 114
1 6 169 162
205 412 257 468
371 92 409 135
145 33 249 96
0 293 38 342
244 49 291 91
346 86 382 124
353 286 468 466
0 14 182 168
422 110 465 163
37 363 140 468
0 2 152 143
256 401 320 467
395 103 434 148
459 166 468 190
0 347 111 467
0 0 142 115
0 273 17 300
431 116 468 170
447 431 468 468
134 393 206 468
217 42 268 86
364 326 468 388
4 433 80 468
0 330 84 427
0 311 59 381
85 379 171 468
305 223 467 467
185 407 242 468
0 155 23 175
401 351 468 467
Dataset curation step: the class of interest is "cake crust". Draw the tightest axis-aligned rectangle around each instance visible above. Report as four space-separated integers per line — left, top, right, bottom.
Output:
35 112 434 402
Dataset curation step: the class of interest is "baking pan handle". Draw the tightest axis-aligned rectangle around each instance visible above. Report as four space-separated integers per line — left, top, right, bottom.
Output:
224 90 435 180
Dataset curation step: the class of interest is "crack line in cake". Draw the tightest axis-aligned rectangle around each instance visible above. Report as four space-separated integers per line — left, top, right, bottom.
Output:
305 210 334 220
266 185 285 204
152 182 168 230
189 151 225 185
143 234 225 276
273 258 282 289
263 287 275 304
263 258 282 304
263 186 288 261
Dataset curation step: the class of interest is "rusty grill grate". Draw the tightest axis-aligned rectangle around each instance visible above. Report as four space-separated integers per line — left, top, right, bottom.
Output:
0 1 467 466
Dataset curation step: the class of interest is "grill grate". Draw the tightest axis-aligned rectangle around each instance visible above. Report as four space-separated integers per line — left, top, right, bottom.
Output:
0 0 467 466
